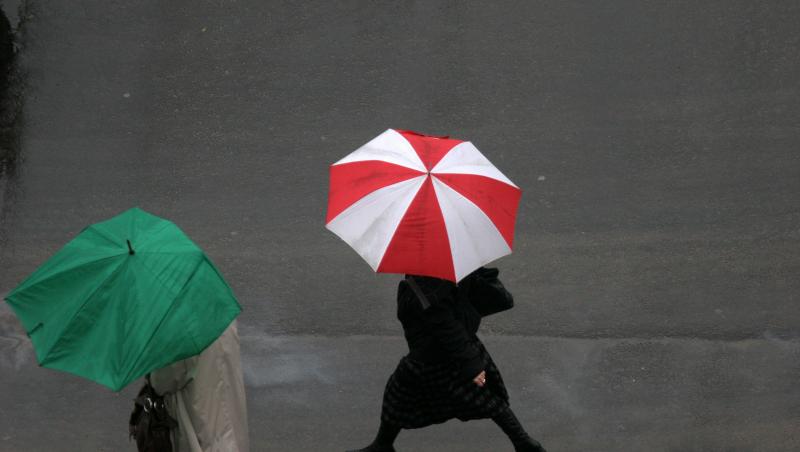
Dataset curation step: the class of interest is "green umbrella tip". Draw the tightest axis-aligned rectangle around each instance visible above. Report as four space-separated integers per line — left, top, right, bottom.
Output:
126 240 135 255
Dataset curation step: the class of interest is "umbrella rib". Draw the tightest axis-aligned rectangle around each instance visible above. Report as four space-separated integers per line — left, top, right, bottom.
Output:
118 255 208 387
327 175 426 270
132 220 181 250
8 254 125 301
133 249 204 297
85 225 125 248
38 257 129 365
332 158 426 173
431 176 511 280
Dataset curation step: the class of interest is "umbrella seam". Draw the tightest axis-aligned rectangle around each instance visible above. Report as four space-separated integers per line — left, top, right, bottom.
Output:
377 176 456 280
85 225 125 248
6 253 126 302
38 256 129 365
432 174 517 249
133 220 186 250
368 176 429 268
327 175 426 271
431 176 511 281
133 248 205 298
118 254 209 388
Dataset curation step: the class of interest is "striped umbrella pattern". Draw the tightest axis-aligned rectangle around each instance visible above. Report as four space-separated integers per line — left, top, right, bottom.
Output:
326 129 522 282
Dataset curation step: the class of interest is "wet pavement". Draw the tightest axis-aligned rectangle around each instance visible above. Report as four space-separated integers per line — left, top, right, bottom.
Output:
1 1 799 451
0 0 21 222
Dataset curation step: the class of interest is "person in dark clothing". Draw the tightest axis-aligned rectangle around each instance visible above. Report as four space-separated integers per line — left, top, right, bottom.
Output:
346 267 546 452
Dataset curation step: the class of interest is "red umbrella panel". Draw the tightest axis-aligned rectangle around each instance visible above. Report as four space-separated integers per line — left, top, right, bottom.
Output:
326 129 522 282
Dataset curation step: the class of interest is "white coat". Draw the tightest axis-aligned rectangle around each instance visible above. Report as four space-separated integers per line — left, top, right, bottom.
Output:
150 321 249 452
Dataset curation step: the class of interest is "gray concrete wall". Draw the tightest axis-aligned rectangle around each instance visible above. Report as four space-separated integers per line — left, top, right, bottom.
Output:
1 1 799 451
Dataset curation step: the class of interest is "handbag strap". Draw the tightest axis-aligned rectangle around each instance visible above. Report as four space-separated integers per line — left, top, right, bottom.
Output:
406 277 432 310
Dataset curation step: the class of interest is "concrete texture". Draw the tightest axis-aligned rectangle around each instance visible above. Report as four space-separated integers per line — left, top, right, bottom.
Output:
2 314 798 451
1 0 799 451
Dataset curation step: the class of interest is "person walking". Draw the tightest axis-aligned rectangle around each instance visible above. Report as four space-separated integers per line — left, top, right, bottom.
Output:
150 320 250 452
347 267 546 452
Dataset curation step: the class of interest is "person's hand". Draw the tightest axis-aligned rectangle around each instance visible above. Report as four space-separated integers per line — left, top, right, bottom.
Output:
473 370 486 387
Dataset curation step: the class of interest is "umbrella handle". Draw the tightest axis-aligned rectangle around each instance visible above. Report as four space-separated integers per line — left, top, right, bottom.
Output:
406 277 432 310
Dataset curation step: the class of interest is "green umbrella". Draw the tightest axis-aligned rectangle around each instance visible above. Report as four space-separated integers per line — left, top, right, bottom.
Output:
4 207 242 391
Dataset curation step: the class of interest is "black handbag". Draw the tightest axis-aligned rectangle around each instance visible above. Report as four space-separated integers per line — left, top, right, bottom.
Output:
128 375 178 452
461 267 515 317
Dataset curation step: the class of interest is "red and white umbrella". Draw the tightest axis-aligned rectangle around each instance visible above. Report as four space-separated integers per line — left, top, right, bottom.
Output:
326 129 522 282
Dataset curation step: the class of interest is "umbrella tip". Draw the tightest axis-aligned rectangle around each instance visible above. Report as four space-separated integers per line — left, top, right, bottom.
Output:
126 239 135 255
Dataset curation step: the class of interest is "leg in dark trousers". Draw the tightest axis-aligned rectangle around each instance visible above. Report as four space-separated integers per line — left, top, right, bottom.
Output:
492 408 547 452
346 420 401 452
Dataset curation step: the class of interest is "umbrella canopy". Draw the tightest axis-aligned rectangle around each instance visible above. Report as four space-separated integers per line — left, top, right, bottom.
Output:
326 129 522 282
4 207 241 391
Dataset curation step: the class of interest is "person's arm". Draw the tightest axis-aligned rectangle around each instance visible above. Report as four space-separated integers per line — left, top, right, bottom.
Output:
410 277 485 381
148 355 198 394
462 267 514 317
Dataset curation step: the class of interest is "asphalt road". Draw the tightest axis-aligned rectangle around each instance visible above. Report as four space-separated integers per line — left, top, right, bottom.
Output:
1 1 799 451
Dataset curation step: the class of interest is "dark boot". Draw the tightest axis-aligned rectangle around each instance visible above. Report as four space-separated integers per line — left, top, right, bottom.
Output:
512 438 547 452
492 409 547 452
346 421 400 452
345 445 395 452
